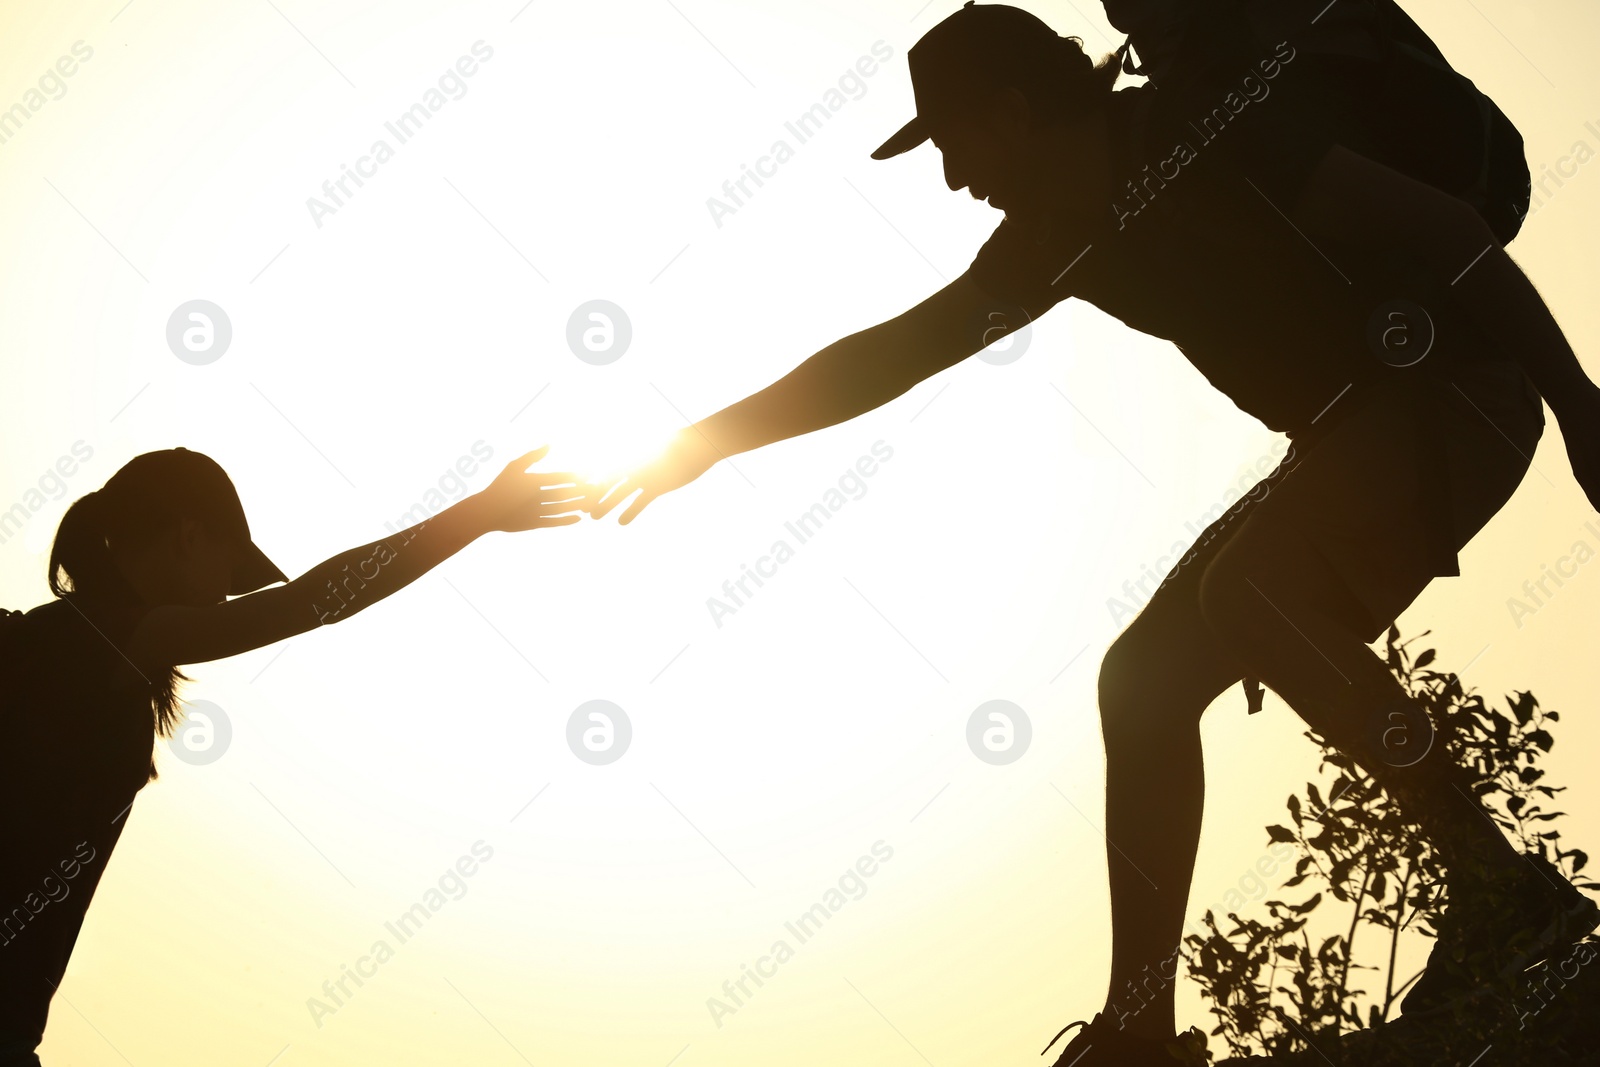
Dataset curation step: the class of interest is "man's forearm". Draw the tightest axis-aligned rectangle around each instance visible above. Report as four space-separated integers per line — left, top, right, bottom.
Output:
691 329 907 459
1453 247 1596 417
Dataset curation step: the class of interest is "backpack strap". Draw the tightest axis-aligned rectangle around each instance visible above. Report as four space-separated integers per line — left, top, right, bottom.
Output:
1243 675 1265 714
1117 37 1143 77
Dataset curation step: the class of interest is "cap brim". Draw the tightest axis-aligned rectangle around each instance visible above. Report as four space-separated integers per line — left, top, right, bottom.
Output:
871 115 929 160
230 540 289 596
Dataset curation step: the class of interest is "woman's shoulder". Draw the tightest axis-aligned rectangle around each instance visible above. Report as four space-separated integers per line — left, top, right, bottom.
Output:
2 599 68 643
7 595 112 631
2 596 149 667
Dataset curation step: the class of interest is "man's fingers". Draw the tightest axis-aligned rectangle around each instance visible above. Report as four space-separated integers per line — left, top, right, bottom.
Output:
591 478 639 520
619 489 656 525
577 475 615 503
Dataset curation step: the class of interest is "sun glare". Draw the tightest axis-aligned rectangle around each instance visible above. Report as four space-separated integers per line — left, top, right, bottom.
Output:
536 410 679 497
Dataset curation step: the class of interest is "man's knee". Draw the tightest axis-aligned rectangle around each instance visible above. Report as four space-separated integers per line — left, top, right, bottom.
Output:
1098 635 1144 726
1098 628 1211 741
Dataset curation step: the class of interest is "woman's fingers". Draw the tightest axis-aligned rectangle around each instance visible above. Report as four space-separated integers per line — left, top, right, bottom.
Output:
497 498 587 533
531 471 583 488
502 446 549 475
534 513 584 529
489 464 657 527
526 479 586 502
479 442 628 531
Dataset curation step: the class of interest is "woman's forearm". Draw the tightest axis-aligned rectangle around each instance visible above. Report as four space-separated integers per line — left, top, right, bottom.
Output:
303 494 490 625
125 493 497 669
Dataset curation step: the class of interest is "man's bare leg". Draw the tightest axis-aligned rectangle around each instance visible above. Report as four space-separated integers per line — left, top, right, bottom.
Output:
1097 580 1246 1041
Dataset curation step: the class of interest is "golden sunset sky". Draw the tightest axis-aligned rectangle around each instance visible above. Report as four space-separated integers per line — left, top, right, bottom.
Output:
1 1 1596 1064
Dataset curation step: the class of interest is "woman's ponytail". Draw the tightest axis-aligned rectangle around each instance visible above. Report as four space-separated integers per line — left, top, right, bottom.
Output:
49 485 188 776
48 490 125 599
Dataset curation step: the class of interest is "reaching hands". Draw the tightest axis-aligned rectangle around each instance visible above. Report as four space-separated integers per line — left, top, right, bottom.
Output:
471 446 590 533
588 428 722 525
466 430 722 534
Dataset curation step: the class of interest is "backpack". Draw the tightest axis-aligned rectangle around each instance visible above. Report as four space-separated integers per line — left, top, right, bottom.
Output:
1360 0 1531 243
1114 0 1532 244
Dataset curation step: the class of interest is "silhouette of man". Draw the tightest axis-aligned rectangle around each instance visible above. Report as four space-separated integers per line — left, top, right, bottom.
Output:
592 4 1600 1063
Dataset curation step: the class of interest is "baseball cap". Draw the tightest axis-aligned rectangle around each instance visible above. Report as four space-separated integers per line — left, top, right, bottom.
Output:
871 1 1096 160
101 448 288 596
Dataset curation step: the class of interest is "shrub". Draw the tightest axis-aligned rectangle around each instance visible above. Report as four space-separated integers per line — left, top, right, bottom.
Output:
1183 627 1599 1064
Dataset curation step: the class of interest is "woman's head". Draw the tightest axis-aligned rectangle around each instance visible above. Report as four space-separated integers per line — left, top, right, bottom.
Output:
47 450 285 763
49 447 285 611
49 490 233 610
871 4 1122 217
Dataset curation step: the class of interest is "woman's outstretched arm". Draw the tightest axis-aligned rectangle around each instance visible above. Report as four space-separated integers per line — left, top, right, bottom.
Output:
589 272 1018 524
123 447 584 671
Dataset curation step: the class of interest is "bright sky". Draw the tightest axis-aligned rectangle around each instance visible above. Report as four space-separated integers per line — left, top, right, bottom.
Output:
1 1 1597 1064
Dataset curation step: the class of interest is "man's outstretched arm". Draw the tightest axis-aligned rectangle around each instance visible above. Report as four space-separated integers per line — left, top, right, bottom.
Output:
590 272 1021 523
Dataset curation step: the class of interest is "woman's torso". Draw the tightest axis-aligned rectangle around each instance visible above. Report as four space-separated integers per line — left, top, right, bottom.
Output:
0 596 155 1045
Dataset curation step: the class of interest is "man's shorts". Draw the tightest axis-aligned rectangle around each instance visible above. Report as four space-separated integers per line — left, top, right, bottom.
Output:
1156 358 1544 651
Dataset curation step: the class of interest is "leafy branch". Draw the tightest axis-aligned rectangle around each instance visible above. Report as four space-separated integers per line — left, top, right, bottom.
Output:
1182 627 1599 1063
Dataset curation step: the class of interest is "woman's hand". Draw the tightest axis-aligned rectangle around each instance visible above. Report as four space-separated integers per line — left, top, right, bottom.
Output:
589 428 722 525
471 446 589 534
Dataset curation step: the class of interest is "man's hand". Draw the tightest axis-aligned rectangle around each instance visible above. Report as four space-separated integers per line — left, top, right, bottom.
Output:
471 446 588 533
589 428 722 525
1553 383 1600 513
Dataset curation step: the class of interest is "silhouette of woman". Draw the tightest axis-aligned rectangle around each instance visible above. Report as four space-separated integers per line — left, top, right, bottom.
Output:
0 445 583 1067
590 4 1600 1064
